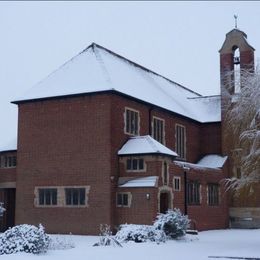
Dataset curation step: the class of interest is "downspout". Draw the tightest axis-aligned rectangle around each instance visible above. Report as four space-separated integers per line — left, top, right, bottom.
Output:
183 165 190 216
148 106 154 136
184 170 187 215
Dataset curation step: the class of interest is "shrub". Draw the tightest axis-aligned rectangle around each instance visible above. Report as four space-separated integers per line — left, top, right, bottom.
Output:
115 224 166 243
93 224 122 247
154 209 190 239
0 224 50 255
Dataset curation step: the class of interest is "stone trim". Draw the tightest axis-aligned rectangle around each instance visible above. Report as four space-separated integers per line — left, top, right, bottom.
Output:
0 182 16 188
157 186 173 212
34 185 90 208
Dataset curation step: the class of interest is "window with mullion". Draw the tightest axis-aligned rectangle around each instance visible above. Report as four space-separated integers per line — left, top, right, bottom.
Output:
117 193 130 207
173 177 181 191
208 184 219 206
152 117 165 144
39 188 57 206
176 124 186 159
126 158 144 171
125 108 139 135
65 188 85 206
187 181 200 205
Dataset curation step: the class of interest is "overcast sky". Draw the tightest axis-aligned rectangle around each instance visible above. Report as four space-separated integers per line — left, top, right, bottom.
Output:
1 1 260 144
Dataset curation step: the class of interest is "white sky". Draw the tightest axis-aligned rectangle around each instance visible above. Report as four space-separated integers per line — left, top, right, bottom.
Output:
1 1 260 143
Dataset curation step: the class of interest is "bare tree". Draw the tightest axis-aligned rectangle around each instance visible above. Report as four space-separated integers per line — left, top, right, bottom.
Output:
224 67 260 192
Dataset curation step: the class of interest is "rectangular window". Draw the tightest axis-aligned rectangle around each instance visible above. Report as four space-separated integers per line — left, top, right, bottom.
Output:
117 193 130 207
152 117 165 144
125 108 139 135
175 124 186 159
65 188 85 206
126 158 144 171
38 188 57 206
0 156 17 168
187 181 200 205
173 177 181 191
208 184 219 206
162 161 168 185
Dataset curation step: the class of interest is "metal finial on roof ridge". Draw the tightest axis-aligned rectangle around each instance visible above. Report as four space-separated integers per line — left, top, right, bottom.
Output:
234 14 238 29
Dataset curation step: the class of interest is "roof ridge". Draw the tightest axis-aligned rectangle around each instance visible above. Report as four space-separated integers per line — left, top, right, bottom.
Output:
93 45 113 87
146 135 160 152
91 43 201 97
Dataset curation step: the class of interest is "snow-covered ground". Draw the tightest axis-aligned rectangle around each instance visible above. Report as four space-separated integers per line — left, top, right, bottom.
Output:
3 229 260 260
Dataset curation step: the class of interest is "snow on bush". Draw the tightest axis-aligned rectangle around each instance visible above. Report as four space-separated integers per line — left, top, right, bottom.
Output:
115 224 166 243
93 224 122 247
154 209 190 239
0 224 50 255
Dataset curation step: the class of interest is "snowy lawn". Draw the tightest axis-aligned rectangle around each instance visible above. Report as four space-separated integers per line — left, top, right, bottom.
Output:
3 229 260 260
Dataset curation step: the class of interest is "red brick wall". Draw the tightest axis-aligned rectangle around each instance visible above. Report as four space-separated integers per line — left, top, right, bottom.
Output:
231 184 260 208
117 156 228 231
0 168 16 183
111 94 227 231
240 50 255 71
14 92 227 234
220 42 257 212
200 123 221 156
0 151 17 184
169 164 229 231
110 94 203 164
16 94 112 235
115 188 157 227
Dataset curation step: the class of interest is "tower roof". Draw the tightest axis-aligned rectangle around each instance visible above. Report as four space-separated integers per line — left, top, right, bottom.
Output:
219 28 255 53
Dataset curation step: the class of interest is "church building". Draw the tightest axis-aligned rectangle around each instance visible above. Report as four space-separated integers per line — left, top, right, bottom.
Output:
0 27 259 234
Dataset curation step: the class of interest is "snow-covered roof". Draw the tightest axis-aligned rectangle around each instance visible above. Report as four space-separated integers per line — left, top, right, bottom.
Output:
174 154 227 170
13 43 220 123
187 95 221 123
118 176 158 188
118 135 178 157
196 154 227 168
0 138 17 153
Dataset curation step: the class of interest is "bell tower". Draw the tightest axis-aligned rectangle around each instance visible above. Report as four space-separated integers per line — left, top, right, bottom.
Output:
219 27 260 229
219 28 255 119
219 27 255 156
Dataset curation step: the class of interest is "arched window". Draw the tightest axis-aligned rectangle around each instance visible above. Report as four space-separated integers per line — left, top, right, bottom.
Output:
233 46 241 93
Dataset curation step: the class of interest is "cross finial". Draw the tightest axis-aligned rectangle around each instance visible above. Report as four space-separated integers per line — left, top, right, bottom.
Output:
234 15 238 28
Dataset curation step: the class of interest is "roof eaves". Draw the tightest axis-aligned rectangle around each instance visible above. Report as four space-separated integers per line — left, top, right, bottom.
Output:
187 95 221 100
11 90 112 105
0 149 17 154
174 161 222 171
118 152 176 158
12 89 219 124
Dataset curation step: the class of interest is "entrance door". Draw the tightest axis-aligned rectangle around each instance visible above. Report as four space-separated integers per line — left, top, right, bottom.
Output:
160 192 169 214
0 188 16 232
